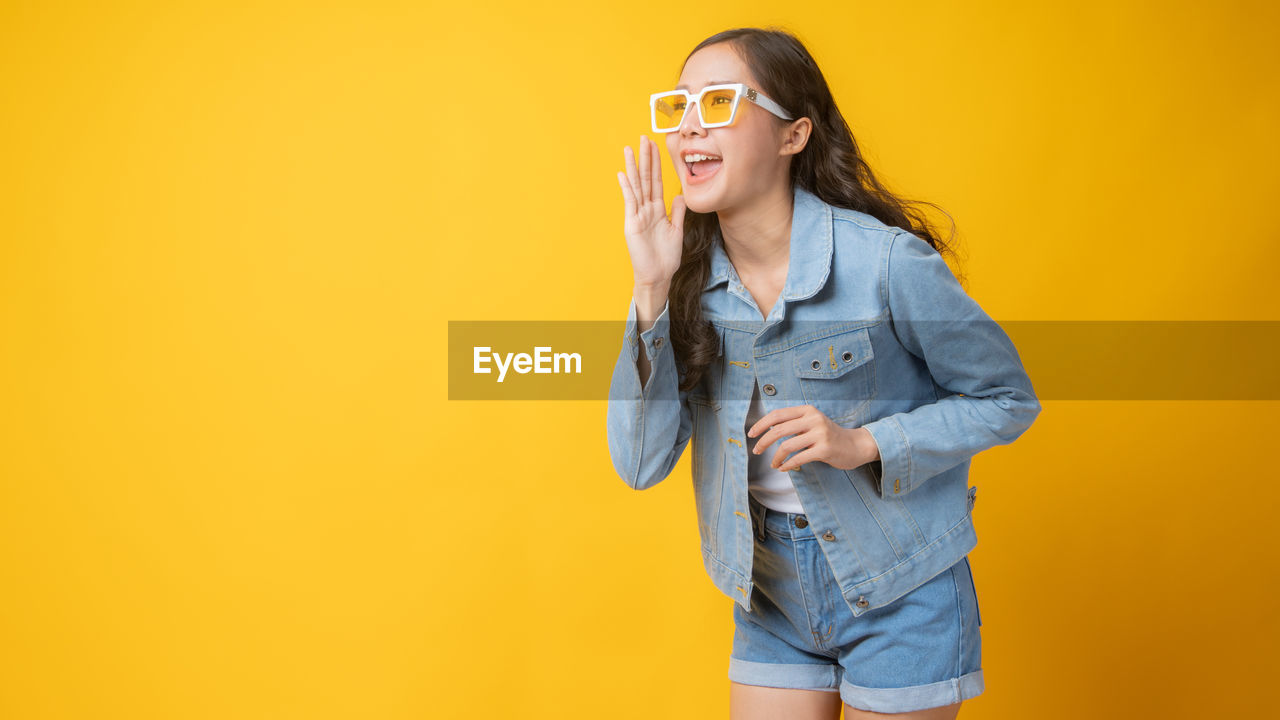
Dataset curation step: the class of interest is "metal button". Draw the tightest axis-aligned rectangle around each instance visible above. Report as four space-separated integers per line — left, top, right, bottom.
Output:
822 530 836 541
794 516 808 528
762 384 776 396
855 596 869 608
811 359 821 370
842 351 853 362
654 337 664 348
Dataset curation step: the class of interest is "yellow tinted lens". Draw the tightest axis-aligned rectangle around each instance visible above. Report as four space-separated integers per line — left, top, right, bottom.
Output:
652 93 687 130
700 88 738 124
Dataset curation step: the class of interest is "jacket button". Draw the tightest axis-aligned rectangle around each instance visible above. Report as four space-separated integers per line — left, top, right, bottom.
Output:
822 530 836 541
842 351 853 362
811 360 821 370
855 596 869 608
654 337 664 348
762 384 776 396
794 516 808 528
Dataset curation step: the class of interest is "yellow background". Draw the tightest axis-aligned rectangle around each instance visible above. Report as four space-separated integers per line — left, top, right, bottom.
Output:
2 1 1278 717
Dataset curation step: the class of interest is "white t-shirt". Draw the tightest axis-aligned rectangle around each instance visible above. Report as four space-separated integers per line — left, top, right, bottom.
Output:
745 382 806 513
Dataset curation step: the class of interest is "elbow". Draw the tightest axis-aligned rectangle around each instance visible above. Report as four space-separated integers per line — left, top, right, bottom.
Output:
606 393 650 490
614 462 665 492
1020 383 1043 427
607 432 644 491
612 453 653 491
607 417 661 492
1025 395 1044 432
605 393 688 492
1006 393 1042 441
628 474 662 492
607 440 673 492
984 387 1042 443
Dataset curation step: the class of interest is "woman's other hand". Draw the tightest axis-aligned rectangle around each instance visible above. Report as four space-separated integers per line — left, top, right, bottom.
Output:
746 405 882 473
618 135 686 290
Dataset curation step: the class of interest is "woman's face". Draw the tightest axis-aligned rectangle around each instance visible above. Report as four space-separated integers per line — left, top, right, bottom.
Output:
666 43 792 215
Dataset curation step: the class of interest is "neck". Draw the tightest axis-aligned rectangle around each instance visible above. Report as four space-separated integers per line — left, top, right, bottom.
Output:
717 185 793 279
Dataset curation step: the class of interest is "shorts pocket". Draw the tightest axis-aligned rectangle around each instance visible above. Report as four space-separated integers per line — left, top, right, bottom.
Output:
965 556 982 627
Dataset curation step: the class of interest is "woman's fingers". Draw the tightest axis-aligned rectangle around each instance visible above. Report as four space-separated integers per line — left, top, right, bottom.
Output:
623 138 675 229
647 136 664 210
777 446 820 473
748 406 810 441
770 431 814 469
623 145 643 213
618 171 636 218
638 136 651 206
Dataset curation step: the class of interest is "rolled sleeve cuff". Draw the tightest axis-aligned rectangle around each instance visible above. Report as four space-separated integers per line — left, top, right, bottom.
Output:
862 415 912 498
624 297 672 364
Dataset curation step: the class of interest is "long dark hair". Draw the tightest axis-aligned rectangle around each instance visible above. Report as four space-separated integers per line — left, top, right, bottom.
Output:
669 26 962 393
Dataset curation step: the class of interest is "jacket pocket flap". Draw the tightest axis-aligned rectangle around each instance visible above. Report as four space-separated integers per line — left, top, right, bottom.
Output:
793 327 873 379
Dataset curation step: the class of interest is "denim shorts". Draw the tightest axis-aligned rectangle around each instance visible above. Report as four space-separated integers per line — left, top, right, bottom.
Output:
728 493 985 713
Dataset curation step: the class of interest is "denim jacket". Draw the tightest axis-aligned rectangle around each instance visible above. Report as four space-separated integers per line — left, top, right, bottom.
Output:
606 185 1041 617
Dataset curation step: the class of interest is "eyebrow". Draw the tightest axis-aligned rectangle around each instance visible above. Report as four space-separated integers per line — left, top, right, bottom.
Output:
675 80 737 91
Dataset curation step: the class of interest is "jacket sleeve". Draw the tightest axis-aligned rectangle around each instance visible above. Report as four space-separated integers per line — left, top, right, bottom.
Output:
606 297 695 491
860 230 1042 499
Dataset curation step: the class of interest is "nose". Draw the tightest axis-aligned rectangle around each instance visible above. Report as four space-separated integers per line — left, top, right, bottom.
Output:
678 101 705 138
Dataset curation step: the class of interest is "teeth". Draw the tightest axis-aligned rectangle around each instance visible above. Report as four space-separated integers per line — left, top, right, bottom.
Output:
684 153 720 162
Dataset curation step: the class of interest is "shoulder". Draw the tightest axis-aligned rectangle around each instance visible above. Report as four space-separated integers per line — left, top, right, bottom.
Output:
828 205 902 253
829 205 939 267
825 206 905 288
829 204 898 235
821 202 946 308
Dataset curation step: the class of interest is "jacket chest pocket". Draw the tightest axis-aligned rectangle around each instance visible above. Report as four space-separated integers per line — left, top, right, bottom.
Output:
792 326 875 425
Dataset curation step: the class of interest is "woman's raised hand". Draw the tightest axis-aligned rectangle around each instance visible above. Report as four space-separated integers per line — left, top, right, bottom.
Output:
617 135 686 289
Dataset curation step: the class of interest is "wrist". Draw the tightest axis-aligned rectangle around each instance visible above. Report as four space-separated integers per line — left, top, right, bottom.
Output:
855 426 880 464
633 282 670 319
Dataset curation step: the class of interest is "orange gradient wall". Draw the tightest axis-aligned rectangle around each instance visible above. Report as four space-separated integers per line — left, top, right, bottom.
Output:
1 1 1277 718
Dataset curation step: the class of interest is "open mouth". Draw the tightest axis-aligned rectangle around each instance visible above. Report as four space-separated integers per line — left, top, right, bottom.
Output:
684 153 723 184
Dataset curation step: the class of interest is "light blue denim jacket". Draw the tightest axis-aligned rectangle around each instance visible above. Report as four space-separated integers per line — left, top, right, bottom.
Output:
606 185 1041 617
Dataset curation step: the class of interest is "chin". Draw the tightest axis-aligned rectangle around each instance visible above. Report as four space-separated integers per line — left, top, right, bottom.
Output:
683 196 713 214
680 185 723 215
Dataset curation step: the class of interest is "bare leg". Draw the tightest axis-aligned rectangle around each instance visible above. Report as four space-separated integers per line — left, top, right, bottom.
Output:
730 681 842 720
842 700 962 719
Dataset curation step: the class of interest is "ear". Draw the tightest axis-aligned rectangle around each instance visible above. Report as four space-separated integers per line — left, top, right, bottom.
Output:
779 116 812 157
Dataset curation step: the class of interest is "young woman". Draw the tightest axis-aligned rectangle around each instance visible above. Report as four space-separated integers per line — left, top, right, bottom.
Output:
607 27 1041 720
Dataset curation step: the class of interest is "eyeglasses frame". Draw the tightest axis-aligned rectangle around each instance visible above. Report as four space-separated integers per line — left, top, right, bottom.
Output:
649 83 795 134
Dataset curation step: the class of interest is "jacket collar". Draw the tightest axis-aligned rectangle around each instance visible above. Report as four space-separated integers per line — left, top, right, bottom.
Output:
702 184 833 302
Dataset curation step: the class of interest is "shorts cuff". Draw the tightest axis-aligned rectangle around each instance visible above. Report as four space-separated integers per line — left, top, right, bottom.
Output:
728 657 840 692
839 668 985 713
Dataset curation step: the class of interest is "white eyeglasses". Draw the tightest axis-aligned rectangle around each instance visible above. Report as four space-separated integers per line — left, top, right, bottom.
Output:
649 83 794 134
